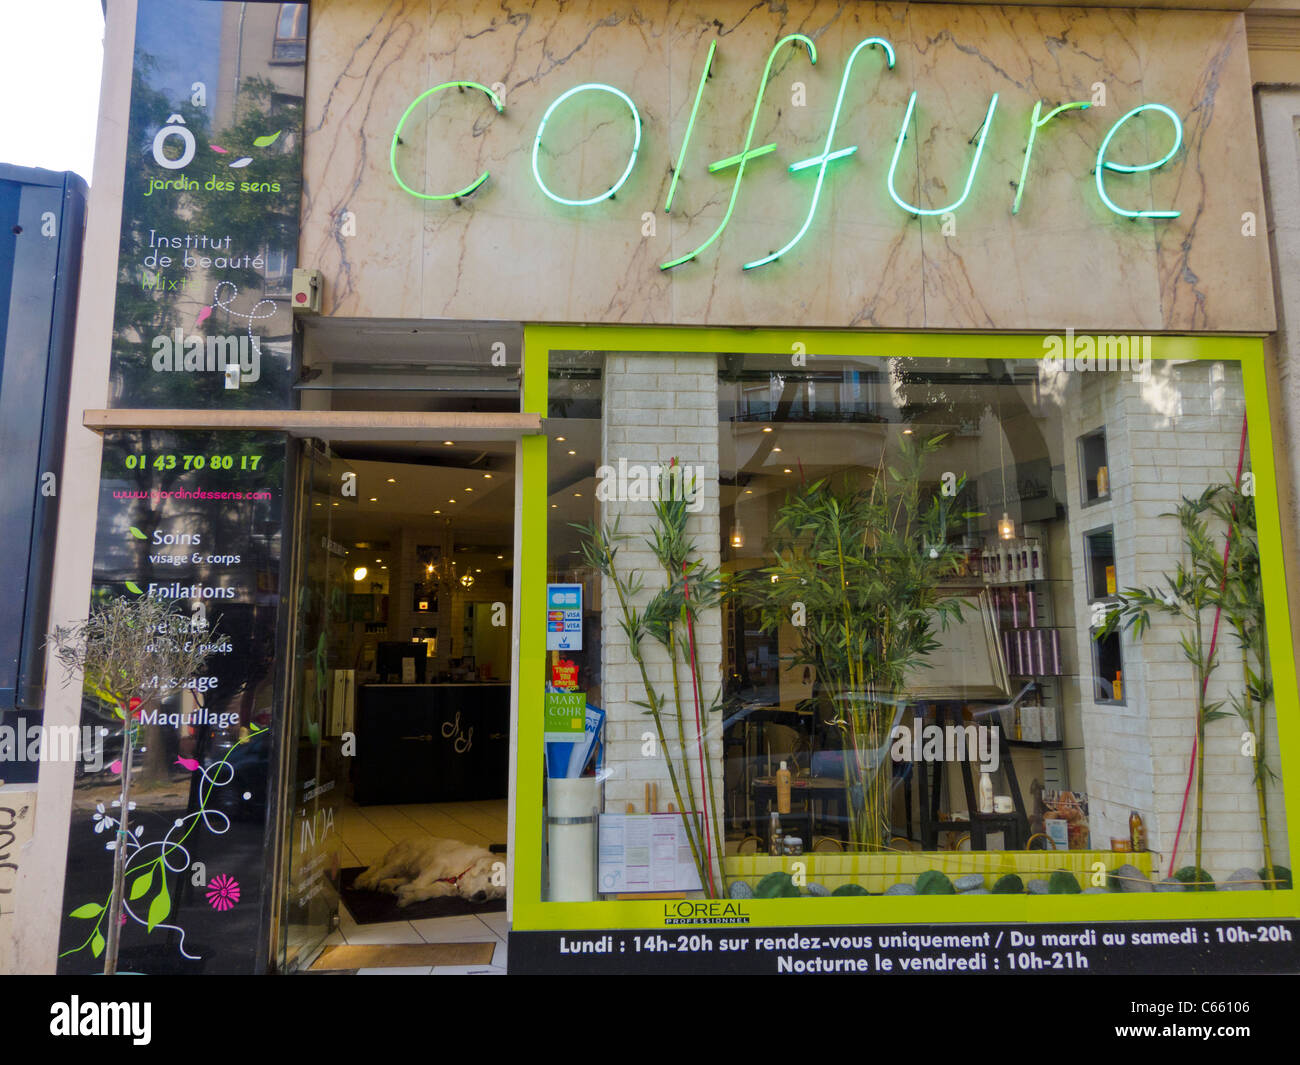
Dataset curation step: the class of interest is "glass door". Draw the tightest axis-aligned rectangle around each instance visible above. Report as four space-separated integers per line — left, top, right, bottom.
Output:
275 440 347 971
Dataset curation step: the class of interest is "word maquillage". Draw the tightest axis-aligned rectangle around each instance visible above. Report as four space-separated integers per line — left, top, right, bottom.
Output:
392 33 1185 271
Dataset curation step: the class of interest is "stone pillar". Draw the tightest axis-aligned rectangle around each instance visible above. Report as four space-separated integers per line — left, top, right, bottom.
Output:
597 353 724 879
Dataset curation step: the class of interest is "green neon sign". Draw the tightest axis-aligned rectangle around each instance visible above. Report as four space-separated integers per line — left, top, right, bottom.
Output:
1094 103 1183 220
659 33 817 271
531 83 643 207
744 36 896 270
390 82 504 201
664 38 717 213
887 91 999 217
1012 100 1089 215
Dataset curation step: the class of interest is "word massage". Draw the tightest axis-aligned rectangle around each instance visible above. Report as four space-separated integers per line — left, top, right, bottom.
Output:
390 33 1185 273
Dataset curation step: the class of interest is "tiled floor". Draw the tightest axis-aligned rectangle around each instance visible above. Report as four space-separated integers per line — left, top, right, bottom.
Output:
322 797 509 975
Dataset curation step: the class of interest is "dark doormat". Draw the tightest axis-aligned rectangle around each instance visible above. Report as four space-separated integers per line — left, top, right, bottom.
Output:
340 867 507 924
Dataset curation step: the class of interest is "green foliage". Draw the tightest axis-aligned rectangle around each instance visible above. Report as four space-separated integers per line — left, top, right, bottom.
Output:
755 872 801 898
991 873 1024 894
915 870 956 895
1048 870 1081 894
1173 866 1216 892
831 883 870 897
1261 865 1291 890
736 434 970 849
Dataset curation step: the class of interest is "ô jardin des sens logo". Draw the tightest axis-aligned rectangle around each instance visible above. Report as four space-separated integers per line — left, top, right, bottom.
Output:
141 109 287 388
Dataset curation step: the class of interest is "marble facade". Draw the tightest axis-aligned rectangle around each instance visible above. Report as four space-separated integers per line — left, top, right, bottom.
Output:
300 0 1273 332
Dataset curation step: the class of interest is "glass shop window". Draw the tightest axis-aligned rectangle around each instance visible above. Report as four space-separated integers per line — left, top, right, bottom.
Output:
540 347 1289 906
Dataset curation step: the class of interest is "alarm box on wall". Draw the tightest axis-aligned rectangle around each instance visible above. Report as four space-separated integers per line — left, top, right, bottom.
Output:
292 267 322 314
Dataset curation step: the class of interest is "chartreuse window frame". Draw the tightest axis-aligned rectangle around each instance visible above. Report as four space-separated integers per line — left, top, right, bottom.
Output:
513 325 1299 933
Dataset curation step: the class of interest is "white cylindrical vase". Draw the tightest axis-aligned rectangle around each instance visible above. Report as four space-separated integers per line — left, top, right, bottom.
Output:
546 777 600 902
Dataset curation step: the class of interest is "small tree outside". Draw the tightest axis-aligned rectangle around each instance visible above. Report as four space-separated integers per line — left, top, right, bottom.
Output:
49 596 230 974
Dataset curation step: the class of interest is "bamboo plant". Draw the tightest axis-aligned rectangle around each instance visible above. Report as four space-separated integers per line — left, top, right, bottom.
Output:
738 434 970 850
574 465 727 896
1206 482 1278 887
1096 489 1227 888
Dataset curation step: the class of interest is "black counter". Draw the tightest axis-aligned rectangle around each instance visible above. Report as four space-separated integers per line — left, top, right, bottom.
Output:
353 683 510 805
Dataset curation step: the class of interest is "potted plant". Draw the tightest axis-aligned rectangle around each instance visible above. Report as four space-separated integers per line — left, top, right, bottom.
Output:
737 434 970 850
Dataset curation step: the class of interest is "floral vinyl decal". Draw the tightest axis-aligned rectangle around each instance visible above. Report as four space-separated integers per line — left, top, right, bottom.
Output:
206 874 241 912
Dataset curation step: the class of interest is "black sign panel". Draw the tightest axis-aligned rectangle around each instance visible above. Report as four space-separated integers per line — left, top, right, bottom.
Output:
110 0 306 408
508 920 1300 975
56 430 286 974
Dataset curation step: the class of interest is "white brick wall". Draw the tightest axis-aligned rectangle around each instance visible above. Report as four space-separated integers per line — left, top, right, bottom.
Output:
599 354 725 882
1062 361 1288 879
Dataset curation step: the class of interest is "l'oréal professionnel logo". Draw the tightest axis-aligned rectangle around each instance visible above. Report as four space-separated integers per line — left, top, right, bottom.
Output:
664 901 750 925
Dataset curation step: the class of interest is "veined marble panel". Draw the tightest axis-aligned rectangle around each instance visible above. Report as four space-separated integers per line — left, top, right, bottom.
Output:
299 0 1274 332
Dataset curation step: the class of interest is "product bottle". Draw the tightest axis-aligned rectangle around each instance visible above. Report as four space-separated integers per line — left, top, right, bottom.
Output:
979 772 994 814
1096 465 1109 497
769 809 782 856
1129 810 1146 852
776 761 792 815
1113 670 1123 701
1031 540 1043 581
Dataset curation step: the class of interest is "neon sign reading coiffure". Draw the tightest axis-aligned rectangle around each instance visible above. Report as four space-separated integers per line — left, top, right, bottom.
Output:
390 34 1184 272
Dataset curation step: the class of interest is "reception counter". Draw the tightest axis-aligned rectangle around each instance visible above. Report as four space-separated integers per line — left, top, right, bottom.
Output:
353 683 510 805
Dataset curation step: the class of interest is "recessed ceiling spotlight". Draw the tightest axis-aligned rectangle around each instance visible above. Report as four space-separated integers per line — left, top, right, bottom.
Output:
369 497 377 502
762 426 773 433
556 436 566 442
387 478 396 483
784 468 792 474
443 440 454 446
484 473 492 479
568 450 576 456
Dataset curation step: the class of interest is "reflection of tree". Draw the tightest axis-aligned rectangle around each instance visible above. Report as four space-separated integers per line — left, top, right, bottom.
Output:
890 357 1053 519
191 76 302 294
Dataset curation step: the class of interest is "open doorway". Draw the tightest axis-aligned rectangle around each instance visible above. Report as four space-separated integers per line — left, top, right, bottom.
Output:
277 440 516 974
270 317 523 974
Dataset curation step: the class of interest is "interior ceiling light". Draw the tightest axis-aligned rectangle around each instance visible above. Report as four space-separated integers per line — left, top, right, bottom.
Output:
484 473 492 479
443 440 455 446
784 468 792 474
772 446 782 452
353 566 368 582
369 496 378 501
762 426 773 433
556 436 566 442
902 427 914 435
551 504 558 509
497 554 504 560
460 572 475 588
568 450 576 456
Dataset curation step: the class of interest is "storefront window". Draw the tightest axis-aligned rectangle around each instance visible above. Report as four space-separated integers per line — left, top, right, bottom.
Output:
526 334 1292 926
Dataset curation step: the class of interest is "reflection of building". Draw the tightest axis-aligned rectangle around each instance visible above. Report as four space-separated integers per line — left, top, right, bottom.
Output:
13 0 1300 975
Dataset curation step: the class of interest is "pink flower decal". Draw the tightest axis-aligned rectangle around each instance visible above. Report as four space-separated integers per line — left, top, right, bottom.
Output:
206 874 240 911
195 306 212 328
110 760 122 775
175 757 201 772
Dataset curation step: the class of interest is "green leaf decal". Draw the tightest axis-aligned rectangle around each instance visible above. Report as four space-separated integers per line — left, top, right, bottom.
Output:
91 931 105 958
129 868 154 900
69 902 104 919
129 526 147 540
253 131 281 148
147 886 171 931
125 581 143 595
